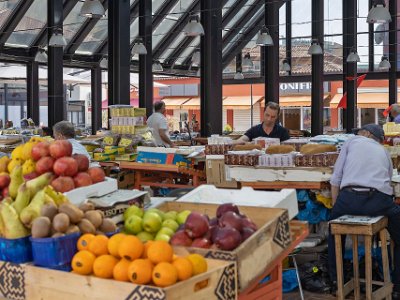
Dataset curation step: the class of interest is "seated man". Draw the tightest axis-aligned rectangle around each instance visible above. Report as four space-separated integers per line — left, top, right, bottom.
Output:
53 121 90 160
328 123 400 299
235 101 290 143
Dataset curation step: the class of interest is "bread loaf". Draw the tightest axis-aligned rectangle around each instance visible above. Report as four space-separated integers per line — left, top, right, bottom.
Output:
300 144 337 155
233 144 262 151
266 145 295 154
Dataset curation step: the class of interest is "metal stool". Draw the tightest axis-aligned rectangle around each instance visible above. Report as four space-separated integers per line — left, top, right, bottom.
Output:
330 215 392 300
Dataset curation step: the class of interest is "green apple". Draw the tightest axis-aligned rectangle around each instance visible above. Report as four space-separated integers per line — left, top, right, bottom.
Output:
124 215 143 235
146 208 165 221
123 205 144 220
162 219 179 232
176 210 191 225
164 211 178 221
155 233 171 242
142 212 162 233
136 231 155 242
158 227 175 237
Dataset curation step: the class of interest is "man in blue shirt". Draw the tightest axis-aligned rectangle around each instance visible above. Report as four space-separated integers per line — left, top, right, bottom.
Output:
235 101 290 143
328 124 400 299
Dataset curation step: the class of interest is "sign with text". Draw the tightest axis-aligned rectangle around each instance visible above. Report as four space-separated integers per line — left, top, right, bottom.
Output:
279 82 329 95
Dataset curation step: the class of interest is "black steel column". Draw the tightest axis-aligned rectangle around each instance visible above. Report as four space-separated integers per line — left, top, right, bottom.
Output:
27 62 40 124
138 0 153 118
311 0 324 136
286 1 292 76
389 0 397 105
368 0 374 72
48 0 64 127
236 53 242 73
343 0 357 132
4 84 8 122
91 67 102 135
108 0 131 106
264 0 280 104
201 0 223 136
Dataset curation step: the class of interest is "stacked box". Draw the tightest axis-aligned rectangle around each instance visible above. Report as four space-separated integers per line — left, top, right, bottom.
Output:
294 152 339 167
205 144 234 155
224 154 259 166
109 105 146 134
258 154 295 167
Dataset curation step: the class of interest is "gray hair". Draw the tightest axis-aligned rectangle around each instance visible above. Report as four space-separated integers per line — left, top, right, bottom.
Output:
392 104 400 115
53 121 75 139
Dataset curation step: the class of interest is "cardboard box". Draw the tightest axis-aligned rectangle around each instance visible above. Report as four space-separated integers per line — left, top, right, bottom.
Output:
258 153 295 167
136 147 191 166
206 155 238 188
115 153 137 161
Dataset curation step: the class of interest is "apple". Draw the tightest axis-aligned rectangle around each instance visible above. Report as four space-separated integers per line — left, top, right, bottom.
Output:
51 176 75 193
0 174 10 189
136 231 154 242
35 156 55 175
155 233 171 242
73 172 92 188
158 227 175 237
53 157 78 177
31 142 50 161
162 219 179 232
2 187 9 198
73 154 89 172
49 140 72 159
123 205 144 220
146 208 165 221
163 211 178 221
124 215 143 235
87 167 105 183
142 212 162 233
176 210 191 225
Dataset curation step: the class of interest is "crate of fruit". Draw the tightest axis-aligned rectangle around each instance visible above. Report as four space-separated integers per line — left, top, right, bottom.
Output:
0 257 236 300
155 201 291 292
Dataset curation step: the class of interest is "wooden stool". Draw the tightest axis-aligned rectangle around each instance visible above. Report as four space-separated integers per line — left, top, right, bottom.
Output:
330 215 392 300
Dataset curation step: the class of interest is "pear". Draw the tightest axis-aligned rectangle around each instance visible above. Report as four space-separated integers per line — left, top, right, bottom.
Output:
26 172 54 196
0 202 29 239
12 183 31 214
0 213 5 237
43 185 69 206
9 165 23 199
20 189 53 228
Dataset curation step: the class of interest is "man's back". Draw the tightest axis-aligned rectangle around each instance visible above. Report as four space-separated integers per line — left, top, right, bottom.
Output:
147 112 169 146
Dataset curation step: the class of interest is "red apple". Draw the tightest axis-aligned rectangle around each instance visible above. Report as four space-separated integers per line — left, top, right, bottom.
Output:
191 238 211 249
73 154 89 172
51 176 75 193
73 172 93 188
36 157 55 175
53 157 78 177
23 172 38 181
87 167 105 183
170 230 193 247
49 140 72 159
0 174 10 189
31 142 50 161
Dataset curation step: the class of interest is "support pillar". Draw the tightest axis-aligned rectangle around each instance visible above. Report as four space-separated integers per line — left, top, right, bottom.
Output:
389 0 397 105
91 67 102 135
27 62 40 125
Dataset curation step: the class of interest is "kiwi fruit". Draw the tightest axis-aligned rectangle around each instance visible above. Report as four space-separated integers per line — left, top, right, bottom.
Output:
84 211 103 228
40 203 58 221
96 210 105 219
78 219 96 234
99 218 117 233
52 213 70 233
66 225 80 235
79 202 95 212
59 203 84 224
52 232 65 238
31 216 51 238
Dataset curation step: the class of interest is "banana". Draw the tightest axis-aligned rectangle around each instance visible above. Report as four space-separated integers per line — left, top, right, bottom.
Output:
26 172 54 196
9 165 23 199
12 183 31 214
0 202 29 239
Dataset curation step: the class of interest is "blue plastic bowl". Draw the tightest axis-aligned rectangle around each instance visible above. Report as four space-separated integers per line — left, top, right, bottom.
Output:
0 236 32 263
30 232 80 268
41 263 72 272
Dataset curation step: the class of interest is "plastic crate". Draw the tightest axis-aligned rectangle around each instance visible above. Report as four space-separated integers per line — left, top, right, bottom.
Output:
0 236 32 263
30 233 80 268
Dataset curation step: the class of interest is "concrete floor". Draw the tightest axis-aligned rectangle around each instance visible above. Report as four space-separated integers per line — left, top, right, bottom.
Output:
283 290 336 300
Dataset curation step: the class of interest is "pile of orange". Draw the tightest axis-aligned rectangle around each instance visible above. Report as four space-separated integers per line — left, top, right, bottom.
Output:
71 233 208 287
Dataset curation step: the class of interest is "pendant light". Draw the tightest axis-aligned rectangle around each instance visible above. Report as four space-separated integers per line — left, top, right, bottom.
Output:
308 39 323 55
378 55 391 70
183 14 204 37
280 59 291 72
234 71 244 80
367 0 391 24
191 50 200 66
131 38 147 55
256 26 273 46
34 49 48 63
49 30 67 47
152 60 163 72
242 53 253 70
100 56 108 68
346 48 360 63
80 0 106 18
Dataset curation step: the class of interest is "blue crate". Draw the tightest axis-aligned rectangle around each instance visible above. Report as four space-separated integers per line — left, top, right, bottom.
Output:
30 233 80 268
0 236 32 263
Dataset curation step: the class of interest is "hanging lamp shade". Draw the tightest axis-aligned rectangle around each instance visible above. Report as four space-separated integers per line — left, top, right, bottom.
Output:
49 31 67 47
378 56 391 70
100 57 108 68
80 0 106 18
256 26 273 46
183 15 204 37
131 38 147 55
152 60 163 72
34 49 48 63
367 0 391 24
280 59 291 72
346 48 360 62
196 69 201 77
234 72 244 80
308 40 323 55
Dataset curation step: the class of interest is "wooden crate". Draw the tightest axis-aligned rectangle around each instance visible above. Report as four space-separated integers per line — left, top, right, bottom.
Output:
156 201 291 292
0 258 236 300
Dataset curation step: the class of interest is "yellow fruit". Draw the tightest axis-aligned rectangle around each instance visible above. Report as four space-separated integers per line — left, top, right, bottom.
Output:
173 257 193 281
88 235 109 256
118 236 144 261
186 254 207 275
22 142 35 161
0 157 10 173
147 241 173 264
152 262 178 287
93 255 119 279
11 145 24 160
7 158 23 173
22 159 36 175
113 258 131 282
71 250 96 275
29 137 44 143
107 233 126 258
127 259 153 284
77 234 96 251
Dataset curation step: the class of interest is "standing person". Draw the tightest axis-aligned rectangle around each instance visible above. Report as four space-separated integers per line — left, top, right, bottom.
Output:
147 101 175 147
390 104 400 123
53 121 90 160
327 123 400 299
235 101 290 143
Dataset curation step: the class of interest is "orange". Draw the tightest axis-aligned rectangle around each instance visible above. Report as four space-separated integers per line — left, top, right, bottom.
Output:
147 241 173 264
107 233 126 258
77 233 95 251
127 259 154 285
142 241 154 259
113 258 131 282
88 235 109 256
186 254 207 275
152 262 178 287
118 235 144 261
172 257 193 281
93 255 119 279
71 250 96 275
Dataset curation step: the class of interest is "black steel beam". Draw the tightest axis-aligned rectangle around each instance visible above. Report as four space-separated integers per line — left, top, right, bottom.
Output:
0 0 34 47
108 0 131 106
65 0 108 54
153 0 200 60
368 0 374 72
31 0 79 52
138 0 153 118
91 66 102 134
286 0 292 76
389 0 397 105
27 61 40 124
48 0 65 127
311 0 324 136
200 0 223 136
343 0 357 132
264 0 280 105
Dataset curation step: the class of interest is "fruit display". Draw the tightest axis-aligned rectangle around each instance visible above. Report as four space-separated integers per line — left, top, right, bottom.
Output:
72 234 208 287
170 203 258 251
123 206 191 243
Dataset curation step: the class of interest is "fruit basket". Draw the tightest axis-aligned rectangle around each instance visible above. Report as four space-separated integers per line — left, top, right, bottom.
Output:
155 201 291 292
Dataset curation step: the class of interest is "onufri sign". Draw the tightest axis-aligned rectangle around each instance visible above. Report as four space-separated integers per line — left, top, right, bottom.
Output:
279 82 329 95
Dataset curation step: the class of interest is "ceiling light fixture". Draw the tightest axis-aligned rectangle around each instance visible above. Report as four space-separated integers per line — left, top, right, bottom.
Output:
152 60 163 72
346 48 360 63
100 56 108 68
367 0 391 24
378 55 391 70
183 14 204 37
308 39 323 55
131 38 147 55
80 0 106 18
280 59 291 72
234 71 244 80
191 50 200 66
256 26 273 46
34 49 48 63
242 53 254 71
49 30 67 47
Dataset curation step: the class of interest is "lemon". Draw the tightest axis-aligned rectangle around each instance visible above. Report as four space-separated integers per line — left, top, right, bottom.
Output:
8 158 23 173
22 159 36 175
11 145 24 160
